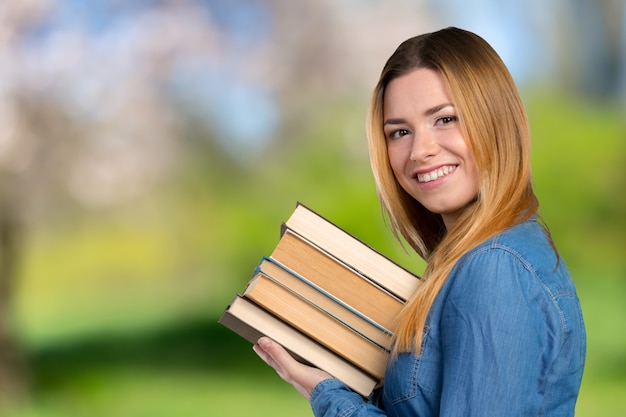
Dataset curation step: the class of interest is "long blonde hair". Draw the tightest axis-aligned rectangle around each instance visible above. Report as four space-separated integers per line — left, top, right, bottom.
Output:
367 27 547 353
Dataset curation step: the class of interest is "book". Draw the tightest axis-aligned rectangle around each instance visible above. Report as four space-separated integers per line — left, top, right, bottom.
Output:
257 257 393 351
270 230 403 331
282 203 421 301
219 203 421 396
219 295 379 397
244 266 389 380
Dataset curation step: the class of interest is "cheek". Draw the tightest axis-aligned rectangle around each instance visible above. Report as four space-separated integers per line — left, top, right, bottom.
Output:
386 144 407 177
387 149 413 195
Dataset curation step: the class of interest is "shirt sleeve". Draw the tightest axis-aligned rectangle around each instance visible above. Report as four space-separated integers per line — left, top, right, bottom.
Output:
438 247 561 417
310 378 388 417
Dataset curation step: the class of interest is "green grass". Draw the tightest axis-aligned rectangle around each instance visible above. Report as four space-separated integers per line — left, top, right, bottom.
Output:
4 370 311 417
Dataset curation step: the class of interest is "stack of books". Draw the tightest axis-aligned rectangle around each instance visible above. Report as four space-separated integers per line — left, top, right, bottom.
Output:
219 203 421 396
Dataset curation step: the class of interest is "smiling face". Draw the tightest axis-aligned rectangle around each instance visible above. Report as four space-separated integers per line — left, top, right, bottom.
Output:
384 68 480 230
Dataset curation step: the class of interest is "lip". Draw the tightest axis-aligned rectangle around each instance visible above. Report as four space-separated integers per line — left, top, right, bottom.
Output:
412 164 458 186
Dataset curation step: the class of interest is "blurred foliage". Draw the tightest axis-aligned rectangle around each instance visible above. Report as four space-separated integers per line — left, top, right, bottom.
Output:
527 90 626 273
2 90 624 416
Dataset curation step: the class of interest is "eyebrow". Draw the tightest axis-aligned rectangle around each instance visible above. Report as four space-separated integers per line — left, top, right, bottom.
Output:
425 103 454 116
383 103 455 126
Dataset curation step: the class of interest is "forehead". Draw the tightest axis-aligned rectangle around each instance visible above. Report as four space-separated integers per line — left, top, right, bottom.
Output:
383 68 453 115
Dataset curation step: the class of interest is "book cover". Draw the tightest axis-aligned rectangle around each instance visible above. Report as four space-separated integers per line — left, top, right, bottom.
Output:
282 203 421 301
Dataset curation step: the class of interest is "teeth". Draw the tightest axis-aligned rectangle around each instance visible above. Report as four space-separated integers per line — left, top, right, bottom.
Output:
417 165 456 183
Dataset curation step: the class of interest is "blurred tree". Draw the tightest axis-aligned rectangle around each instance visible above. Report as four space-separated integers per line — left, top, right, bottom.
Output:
0 176 29 404
0 1 51 404
0 0 236 402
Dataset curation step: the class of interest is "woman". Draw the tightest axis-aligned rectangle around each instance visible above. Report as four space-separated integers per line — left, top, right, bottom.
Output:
254 27 586 417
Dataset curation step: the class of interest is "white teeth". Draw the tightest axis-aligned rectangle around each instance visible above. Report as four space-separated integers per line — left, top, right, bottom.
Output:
417 165 456 183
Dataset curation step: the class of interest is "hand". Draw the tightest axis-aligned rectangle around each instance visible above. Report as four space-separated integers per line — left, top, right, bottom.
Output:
253 336 333 401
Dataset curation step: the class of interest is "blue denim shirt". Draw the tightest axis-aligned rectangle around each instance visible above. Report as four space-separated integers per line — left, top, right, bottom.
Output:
310 218 586 417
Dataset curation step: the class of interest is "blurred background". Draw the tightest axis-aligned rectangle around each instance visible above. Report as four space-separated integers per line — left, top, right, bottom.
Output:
0 0 624 416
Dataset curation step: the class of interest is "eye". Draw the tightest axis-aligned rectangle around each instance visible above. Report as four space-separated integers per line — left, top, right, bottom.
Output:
387 128 411 140
435 115 458 125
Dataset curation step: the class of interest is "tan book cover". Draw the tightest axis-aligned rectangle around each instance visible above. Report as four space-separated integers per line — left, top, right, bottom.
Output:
282 203 421 301
270 230 403 331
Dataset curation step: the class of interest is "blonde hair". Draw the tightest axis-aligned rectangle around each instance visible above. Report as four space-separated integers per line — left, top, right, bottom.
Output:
367 27 548 354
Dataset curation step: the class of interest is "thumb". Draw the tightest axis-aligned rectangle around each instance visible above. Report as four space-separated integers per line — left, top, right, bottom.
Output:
253 337 297 380
253 337 332 400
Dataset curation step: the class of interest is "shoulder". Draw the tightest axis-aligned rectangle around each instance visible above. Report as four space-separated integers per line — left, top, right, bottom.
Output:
454 218 576 296
461 217 556 272
440 217 579 333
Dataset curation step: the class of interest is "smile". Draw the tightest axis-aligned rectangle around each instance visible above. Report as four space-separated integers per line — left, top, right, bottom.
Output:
416 165 457 183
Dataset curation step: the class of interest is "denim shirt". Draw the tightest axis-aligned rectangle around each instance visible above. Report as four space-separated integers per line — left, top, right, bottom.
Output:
310 218 586 417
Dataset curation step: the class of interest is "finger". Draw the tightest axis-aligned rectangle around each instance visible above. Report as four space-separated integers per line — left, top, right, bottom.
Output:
253 339 285 374
254 337 297 380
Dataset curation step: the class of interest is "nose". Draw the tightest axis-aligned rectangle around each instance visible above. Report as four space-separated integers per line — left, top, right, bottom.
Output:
410 128 438 162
